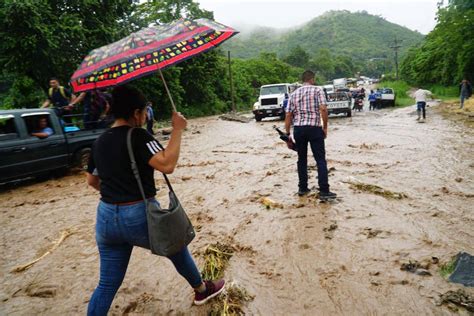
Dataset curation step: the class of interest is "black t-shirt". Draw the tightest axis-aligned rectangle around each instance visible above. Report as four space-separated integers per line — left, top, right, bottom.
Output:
87 126 163 203
48 87 72 107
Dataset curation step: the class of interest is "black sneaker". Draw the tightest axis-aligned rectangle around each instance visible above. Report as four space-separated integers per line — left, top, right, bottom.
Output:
319 191 337 200
298 188 311 196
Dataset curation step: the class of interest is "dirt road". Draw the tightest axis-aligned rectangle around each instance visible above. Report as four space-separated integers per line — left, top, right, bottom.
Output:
1 102 473 315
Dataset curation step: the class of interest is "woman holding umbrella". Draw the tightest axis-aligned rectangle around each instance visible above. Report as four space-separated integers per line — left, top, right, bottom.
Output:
86 85 224 315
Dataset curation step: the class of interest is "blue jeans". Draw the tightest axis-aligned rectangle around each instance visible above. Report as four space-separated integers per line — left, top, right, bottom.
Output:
87 199 202 316
293 126 329 193
417 101 426 119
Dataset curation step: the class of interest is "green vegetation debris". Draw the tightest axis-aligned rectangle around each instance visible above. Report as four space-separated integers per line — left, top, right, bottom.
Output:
440 257 457 278
348 182 407 199
201 243 234 280
210 283 254 316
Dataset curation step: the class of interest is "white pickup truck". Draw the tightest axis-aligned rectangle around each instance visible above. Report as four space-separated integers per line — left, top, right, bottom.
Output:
326 91 352 117
378 88 396 107
253 83 299 121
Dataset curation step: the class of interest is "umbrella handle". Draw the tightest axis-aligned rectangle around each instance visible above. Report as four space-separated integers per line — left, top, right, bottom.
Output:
158 68 177 113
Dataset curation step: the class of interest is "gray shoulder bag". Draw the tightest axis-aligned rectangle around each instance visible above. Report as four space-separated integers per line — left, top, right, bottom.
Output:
127 128 195 257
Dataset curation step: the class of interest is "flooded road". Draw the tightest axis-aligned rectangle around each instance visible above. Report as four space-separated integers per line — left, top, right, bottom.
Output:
1 102 473 315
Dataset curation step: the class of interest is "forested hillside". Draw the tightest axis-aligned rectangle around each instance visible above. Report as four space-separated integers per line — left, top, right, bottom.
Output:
224 11 424 61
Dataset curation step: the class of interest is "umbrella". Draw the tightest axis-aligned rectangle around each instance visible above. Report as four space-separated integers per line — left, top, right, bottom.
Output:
70 18 238 111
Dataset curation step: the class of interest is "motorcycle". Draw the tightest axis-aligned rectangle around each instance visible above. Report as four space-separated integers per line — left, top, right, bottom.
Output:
353 94 364 112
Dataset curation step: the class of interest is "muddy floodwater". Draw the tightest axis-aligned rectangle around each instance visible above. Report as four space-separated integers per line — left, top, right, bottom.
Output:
1 102 473 315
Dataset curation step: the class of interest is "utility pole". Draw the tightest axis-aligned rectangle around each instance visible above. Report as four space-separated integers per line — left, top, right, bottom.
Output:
389 37 402 80
228 51 236 112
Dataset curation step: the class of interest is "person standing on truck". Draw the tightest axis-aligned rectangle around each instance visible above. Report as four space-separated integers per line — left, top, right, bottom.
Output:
70 89 109 129
41 77 76 123
285 70 337 200
459 79 472 109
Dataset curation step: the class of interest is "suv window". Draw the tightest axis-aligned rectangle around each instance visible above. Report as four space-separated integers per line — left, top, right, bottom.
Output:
0 115 18 141
382 88 393 94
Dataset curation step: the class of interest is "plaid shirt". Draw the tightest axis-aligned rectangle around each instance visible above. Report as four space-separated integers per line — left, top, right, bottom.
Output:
286 83 326 127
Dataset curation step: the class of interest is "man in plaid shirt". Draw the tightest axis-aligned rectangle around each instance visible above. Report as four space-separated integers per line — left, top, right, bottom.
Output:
285 70 337 199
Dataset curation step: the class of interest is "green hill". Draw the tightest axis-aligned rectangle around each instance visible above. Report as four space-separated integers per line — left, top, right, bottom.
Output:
224 10 424 61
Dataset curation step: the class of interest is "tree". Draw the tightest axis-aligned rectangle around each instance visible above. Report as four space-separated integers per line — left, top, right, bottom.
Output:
309 49 335 80
401 0 474 84
0 0 136 91
283 45 310 68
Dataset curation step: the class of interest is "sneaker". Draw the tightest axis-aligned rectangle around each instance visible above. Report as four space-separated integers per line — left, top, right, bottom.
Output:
319 191 337 200
194 279 225 305
298 188 311 196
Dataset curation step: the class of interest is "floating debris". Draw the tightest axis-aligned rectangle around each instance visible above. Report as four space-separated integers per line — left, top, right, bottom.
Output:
210 282 254 316
437 289 474 312
12 229 74 273
259 197 284 209
400 260 432 276
347 181 407 199
201 243 235 280
219 113 252 123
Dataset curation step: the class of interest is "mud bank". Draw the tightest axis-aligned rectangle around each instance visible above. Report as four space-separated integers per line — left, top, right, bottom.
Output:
1 102 473 315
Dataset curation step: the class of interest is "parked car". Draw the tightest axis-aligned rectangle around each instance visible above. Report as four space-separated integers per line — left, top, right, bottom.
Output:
0 108 106 184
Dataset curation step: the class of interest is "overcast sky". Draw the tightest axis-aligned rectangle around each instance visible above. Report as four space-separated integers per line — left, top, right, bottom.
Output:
197 0 438 35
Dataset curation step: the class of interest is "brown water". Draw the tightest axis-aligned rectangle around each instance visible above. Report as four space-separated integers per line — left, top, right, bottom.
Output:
1 102 473 315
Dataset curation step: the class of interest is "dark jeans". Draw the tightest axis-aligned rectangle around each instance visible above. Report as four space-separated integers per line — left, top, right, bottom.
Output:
293 126 329 193
87 199 202 316
417 101 426 119
146 120 154 135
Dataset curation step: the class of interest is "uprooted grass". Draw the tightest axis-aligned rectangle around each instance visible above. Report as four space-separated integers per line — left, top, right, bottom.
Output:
210 282 254 316
440 257 457 278
201 243 235 280
347 182 408 199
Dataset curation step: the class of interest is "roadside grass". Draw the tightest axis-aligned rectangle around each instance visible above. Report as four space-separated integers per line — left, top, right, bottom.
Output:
378 80 459 106
429 85 458 101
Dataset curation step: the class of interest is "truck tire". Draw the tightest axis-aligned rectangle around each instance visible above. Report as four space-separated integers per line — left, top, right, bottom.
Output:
75 148 91 171
347 110 352 117
255 115 262 122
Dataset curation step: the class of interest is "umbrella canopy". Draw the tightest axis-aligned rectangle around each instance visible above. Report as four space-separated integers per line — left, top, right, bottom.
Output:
70 18 238 93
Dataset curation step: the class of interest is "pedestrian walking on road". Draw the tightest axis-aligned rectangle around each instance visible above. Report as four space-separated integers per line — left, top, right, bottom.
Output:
85 85 225 316
285 70 337 200
414 88 432 121
459 79 472 109
146 101 155 134
368 90 376 111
